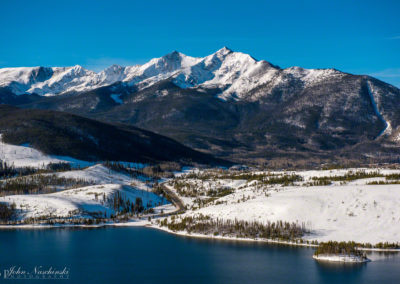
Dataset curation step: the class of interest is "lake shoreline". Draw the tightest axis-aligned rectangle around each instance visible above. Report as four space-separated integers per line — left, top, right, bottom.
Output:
148 224 400 252
0 218 399 253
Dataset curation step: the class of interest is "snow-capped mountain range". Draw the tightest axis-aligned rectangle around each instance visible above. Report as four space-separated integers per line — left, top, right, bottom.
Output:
0 47 345 100
2 47 400 166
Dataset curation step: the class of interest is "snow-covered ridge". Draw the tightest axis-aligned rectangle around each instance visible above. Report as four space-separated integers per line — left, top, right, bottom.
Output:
0 47 348 100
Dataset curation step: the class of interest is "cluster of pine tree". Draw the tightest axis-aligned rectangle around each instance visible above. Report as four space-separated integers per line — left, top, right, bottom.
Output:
171 180 233 198
0 161 18 179
374 242 400 249
206 187 234 197
314 241 363 257
107 191 144 215
181 170 303 186
312 171 383 183
305 179 332 186
0 174 93 195
0 160 73 180
19 216 106 225
0 202 16 221
103 161 137 176
183 170 278 182
103 161 181 181
159 215 308 241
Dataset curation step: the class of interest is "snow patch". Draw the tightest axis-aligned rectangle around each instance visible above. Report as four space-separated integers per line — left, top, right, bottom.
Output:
313 254 370 263
110 93 123 104
366 81 392 137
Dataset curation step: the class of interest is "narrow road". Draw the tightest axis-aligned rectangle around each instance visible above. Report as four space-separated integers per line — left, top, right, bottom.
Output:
141 183 185 220
160 183 185 215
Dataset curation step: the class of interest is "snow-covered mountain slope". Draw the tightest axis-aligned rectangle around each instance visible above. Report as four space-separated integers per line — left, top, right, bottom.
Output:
0 47 359 100
0 105 223 165
0 134 84 168
0 51 202 96
0 66 97 96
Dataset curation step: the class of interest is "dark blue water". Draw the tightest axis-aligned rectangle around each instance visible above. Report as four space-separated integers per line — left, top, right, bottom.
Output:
0 227 399 284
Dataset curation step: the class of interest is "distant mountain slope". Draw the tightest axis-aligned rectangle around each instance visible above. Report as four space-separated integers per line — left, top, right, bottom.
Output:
2 48 400 166
0 105 225 165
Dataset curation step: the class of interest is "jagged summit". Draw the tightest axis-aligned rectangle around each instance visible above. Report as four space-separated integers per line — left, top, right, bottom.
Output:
215 46 233 55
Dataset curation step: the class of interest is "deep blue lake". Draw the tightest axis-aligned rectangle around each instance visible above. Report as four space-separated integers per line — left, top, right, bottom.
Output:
0 227 399 283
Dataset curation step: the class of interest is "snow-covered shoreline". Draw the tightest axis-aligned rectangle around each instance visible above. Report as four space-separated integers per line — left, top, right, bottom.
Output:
147 224 400 252
312 254 370 263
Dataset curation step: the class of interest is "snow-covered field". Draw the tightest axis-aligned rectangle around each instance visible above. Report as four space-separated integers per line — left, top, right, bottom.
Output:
191 184 400 243
164 168 400 244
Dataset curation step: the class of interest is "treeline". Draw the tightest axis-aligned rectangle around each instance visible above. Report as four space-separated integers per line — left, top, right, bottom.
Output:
0 174 93 195
103 161 182 180
183 170 276 182
171 180 234 198
312 171 383 183
158 215 308 241
206 187 234 197
173 181 201 197
369 242 400 249
265 174 303 186
367 180 400 185
181 170 303 186
314 241 400 255
0 160 72 180
310 170 400 185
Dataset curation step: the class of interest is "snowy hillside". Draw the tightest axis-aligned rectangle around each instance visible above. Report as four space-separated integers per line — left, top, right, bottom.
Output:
0 134 103 168
0 184 167 220
0 159 171 222
0 136 172 223
162 168 400 244
0 134 68 168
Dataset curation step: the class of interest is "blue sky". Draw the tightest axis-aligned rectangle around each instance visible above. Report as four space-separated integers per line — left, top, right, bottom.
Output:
1 0 399 87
